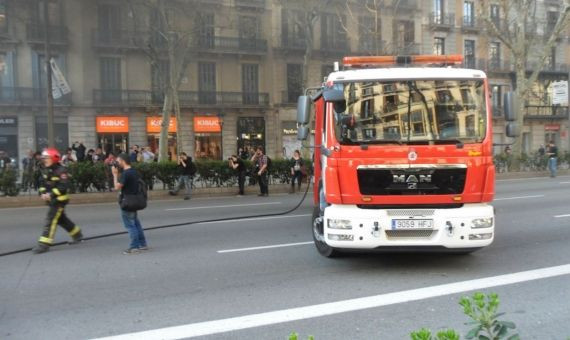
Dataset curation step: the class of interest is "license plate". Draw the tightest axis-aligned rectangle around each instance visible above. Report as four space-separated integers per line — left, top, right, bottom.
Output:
391 219 434 230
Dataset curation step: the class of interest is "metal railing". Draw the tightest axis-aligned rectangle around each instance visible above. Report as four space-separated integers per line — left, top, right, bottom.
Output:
478 59 513 72
92 29 146 49
27 24 68 44
525 105 569 119
320 37 349 52
279 37 306 51
93 89 269 107
0 87 72 106
429 13 455 28
235 0 265 9
196 36 267 53
462 16 480 30
358 39 386 55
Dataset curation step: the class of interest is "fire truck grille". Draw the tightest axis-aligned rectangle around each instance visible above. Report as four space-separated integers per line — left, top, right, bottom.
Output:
385 229 436 239
357 168 467 195
386 210 435 217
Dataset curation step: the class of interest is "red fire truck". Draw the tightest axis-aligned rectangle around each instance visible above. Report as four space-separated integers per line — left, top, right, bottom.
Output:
296 55 517 257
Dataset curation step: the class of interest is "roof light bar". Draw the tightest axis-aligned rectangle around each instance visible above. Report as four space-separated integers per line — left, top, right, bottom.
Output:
343 55 464 67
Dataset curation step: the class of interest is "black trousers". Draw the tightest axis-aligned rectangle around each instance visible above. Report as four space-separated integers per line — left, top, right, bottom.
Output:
291 171 303 189
38 204 81 245
258 172 268 195
237 171 246 195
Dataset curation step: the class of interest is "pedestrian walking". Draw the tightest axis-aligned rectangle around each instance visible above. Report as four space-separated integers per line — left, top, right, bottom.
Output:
21 150 35 190
104 152 116 192
229 154 246 196
547 140 558 178
112 153 148 254
32 148 83 254
289 150 305 194
251 146 269 196
169 152 195 200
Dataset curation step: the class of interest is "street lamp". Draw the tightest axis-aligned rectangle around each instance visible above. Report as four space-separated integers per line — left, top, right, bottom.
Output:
217 113 224 160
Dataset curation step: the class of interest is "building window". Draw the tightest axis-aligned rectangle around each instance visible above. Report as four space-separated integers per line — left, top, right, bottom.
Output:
99 57 121 103
242 64 259 105
198 62 216 104
0 0 7 34
281 9 305 48
36 0 62 25
286 63 302 103
546 47 556 70
359 16 382 53
464 39 475 68
97 3 121 43
434 0 444 22
546 11 558 35
490 4 500 28
394 20 415 52
321 13 347 50
489 42 501 68
433 37 445 55
463 1 474 26
198 13 215 48
237 117 265 154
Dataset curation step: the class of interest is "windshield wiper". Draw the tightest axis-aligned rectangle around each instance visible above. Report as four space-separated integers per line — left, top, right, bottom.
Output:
357 140 403 150
431 139 465 149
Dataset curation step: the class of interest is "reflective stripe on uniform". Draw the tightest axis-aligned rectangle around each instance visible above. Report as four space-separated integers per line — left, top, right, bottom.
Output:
51 177 60 181
69 226 81 236
52 188 62 196
56 195 69 201
39 236 53 245
48 208 64 240
39 187 46 193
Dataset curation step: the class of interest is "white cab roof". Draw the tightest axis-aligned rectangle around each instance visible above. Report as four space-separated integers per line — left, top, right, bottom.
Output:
328 67 487 82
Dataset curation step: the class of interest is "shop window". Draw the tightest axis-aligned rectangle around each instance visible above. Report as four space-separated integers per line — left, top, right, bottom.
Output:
36 116 68 153
195 134 222 160
237 117 265 154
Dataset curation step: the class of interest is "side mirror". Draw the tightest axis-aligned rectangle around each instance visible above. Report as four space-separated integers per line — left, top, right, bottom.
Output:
506 122 520 138
297 125 310 141
323 88 345 102
503 92 517 122
296 96 311 125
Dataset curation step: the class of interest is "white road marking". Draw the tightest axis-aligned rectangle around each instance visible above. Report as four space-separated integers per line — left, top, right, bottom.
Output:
218 241 313 253
559 182 570 184
93 263 570 340
199 213 312 225
166 202 281 211
554 214 570 218
494 194 544 201
496 175 570 182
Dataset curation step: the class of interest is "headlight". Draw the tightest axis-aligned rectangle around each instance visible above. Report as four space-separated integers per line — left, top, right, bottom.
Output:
472 217 493 229
327 219 352 230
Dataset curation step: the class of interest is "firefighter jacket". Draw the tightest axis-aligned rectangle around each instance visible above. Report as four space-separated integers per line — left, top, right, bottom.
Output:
39 164 71 205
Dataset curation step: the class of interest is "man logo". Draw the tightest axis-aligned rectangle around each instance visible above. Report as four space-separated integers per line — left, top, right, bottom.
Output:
393 174 432 189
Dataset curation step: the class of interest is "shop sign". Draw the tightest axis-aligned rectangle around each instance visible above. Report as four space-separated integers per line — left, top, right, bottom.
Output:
96 116 129 133
194 116 221 133
545 124 560 131
147 117 177 133
552 81 568 105
0 117 17 127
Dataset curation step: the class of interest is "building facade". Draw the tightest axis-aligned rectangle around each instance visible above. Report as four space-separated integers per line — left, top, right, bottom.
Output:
0 0 568 167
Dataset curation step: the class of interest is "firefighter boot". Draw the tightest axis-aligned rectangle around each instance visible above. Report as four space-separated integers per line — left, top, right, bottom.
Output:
32 243 50 254
69 231 84 245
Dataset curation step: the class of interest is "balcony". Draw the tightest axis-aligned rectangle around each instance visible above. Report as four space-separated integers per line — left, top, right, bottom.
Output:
92 29 146 50
461 16 481 33
0 87 72 106
319 37 349 56
281 91 302 105
27 24 68 45
235 0 265 10
93 89 269 108
278 37 306 52
429 13 455 30
391 0 418 11
195 36 267 54
525 105 569 120
478 59 513 73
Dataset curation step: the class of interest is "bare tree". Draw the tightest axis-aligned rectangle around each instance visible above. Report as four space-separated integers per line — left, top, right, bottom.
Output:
482 0 570 165
336 0 386 56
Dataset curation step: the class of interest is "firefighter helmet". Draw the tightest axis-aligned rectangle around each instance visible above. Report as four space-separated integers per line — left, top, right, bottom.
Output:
41 148 61 163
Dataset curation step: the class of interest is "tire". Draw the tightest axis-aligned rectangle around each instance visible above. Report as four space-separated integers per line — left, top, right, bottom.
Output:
448 248 483 255
312 206 340 258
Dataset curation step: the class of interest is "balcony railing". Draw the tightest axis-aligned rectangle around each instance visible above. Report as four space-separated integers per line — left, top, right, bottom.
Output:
235 0 265 9
429 13 455 29
279 37 306 51
462 16 481 31
281 90 302 104
93 89 269 107
0 87 72 106
358 39 386 55
92 29 146 49
27 24 68 45
196 36 267 54
463 57 477 69
525 105 569 119
478 59 513 73
391 0 418 11
320 37 349 53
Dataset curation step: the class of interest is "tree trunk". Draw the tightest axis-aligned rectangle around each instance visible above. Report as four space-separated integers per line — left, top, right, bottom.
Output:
510 65 528 171
173 88 183 156
158 89 173 162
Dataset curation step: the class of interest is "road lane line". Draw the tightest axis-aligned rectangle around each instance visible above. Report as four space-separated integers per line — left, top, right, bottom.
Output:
496 175 570 182
554 214 570 218
218 241 313 253
560 182 570 184
93 263 570 340
199 213 312 225
494 194 544 201
166 202 282 211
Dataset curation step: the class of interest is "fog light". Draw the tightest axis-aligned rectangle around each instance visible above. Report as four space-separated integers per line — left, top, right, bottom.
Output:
472 217 493 229
328 234 354 241
328 219 352 230
469 233 493 240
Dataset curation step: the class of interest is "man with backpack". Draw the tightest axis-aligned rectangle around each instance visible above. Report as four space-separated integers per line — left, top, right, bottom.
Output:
251 146 269 196
112 153 148 254
169 152 195 200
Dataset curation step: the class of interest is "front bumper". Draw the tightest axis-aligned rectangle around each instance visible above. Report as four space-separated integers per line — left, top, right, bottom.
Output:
323 203 494 250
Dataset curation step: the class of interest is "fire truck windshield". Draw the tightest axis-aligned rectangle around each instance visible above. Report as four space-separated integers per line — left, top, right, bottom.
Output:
333 79 487 145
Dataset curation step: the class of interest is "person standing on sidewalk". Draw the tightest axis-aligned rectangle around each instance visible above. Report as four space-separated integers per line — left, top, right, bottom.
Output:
112 153 148 254
169 152 195 200
251 146 269 196
547 140 558 178
32 148 83 254
229 154 246 196
289 150 304 194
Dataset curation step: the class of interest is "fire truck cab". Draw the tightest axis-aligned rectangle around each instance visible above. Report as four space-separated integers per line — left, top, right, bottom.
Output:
296 55 518 257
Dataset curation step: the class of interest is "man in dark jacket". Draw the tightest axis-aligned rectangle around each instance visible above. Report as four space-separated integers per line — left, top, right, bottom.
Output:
169 152 195 200
229 154 246 196
72 142 86 162
32 148 83 254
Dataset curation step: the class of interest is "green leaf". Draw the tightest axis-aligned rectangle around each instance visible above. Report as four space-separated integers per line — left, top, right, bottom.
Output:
410 328 433 340
491 312 506 319
288 332 299 340
466 325 482 339
498 321 516 329
478 335 490 340
506 334 520 340
308 336 315 340
436 329 461 340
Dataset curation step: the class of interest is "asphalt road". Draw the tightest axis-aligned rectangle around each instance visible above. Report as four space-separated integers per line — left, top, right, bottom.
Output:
0 176 569 339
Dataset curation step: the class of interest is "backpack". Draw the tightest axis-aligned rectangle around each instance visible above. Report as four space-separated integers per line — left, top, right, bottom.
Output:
188 160 197 176
266 156 272 170
120 178 148 211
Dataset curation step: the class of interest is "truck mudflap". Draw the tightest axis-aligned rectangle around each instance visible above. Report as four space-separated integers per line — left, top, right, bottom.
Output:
323 203 494 250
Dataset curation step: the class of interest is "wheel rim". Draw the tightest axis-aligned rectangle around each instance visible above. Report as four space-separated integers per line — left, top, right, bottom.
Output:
313 216 326 243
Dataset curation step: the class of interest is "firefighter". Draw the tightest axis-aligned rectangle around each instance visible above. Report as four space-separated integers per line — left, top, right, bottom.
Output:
32 148 83 254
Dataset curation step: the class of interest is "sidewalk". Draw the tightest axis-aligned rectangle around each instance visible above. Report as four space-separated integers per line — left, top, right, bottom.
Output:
0 184 297 208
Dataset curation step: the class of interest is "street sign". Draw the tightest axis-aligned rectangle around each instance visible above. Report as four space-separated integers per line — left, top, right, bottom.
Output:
50 58 71 99
551 81 568 105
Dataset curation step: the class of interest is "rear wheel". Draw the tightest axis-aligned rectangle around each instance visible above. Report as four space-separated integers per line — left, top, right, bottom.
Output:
312 206 340 258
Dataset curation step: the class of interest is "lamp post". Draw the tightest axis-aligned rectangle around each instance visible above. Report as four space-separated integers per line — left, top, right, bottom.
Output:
217 113 224 160
43 0 55 148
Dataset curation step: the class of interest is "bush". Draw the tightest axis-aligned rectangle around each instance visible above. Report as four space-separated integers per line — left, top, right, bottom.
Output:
68 162 107 193
0 168 19 196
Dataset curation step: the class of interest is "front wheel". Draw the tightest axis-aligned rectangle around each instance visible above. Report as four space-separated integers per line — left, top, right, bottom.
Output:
312 206 340 258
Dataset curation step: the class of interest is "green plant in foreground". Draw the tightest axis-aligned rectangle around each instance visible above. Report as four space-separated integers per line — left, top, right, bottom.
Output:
288 332 314 340
410 328 460 340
